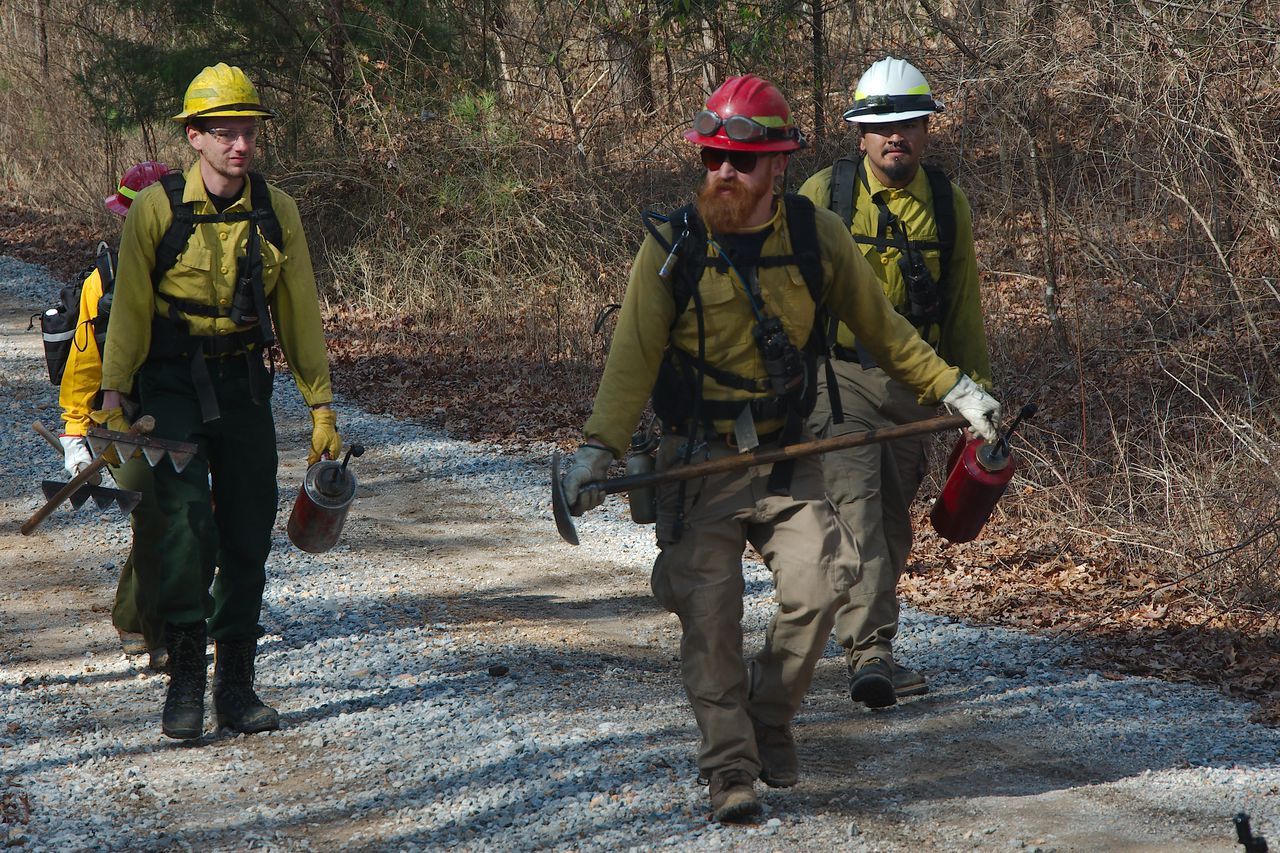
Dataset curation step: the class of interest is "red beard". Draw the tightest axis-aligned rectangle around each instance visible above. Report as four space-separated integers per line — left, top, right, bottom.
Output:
696 174 769 234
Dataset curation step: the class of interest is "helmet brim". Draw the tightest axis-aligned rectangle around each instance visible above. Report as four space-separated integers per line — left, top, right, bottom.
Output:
103 194 131 217
172 106 276 123
683 129 803 153
844 108 936 124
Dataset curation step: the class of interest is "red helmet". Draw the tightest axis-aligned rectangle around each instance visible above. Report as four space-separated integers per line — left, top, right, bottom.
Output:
684 75 805 153
104 160 172 217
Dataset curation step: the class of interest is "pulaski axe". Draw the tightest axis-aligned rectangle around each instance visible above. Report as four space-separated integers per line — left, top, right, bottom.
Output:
551 413 970 545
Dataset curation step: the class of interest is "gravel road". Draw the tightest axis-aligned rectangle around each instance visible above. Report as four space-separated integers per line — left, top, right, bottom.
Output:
1 254 1277 852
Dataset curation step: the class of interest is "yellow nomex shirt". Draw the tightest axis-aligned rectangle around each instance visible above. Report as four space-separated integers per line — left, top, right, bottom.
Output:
100 161 333 406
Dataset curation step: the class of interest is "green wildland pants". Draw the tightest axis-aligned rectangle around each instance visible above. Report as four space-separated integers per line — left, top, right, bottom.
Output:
109 455 164 651
807 359 933 671
135 354 278 642
650 431 856 780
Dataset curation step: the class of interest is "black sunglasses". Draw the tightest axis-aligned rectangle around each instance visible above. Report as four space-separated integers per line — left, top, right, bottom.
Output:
700 148 762 174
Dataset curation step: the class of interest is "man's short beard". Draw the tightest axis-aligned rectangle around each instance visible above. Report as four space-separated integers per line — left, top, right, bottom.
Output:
696 173 770 234
879 158 915 184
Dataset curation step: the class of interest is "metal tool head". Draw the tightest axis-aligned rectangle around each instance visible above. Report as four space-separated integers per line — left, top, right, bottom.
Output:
550 451 579 546
40 481 142 515
86 427 198 473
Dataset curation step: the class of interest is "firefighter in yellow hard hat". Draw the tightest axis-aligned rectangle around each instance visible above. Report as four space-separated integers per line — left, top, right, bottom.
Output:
98 62 340 740
799 56 994 710
560 74 1001 823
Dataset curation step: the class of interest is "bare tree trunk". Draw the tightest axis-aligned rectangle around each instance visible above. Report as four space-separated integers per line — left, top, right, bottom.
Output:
700 16 718 92
600 1 654 113
33 0 49 77
810 0 825 144
490 0 518 102
324 0 348 135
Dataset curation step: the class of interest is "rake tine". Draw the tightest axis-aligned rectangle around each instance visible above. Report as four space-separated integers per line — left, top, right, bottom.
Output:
114 490 143 515
89 486 115 510
67 487 92 510
168 450 195 473
141 445 166 468
87 433 110 458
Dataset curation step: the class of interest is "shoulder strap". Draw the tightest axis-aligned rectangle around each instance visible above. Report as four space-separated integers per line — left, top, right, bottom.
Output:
247 171 283 252
95 241 117 292
152 172 193 288
829 156 859 229
664 204 708 322
922 163 955 288
779 194 824 308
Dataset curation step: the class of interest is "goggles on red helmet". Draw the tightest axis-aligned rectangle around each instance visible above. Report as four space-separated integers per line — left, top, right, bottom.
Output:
692 110 799 145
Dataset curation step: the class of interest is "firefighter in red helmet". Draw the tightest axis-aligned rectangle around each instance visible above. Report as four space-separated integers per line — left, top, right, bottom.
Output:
57 161 172 671
561 75 1001 822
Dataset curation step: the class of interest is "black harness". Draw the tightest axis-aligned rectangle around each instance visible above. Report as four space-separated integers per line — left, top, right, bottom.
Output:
829 154 955 338
148 171 283 421
640 195 832 526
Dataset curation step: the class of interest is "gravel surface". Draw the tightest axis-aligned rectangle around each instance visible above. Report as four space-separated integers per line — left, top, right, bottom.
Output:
1 254 1278 851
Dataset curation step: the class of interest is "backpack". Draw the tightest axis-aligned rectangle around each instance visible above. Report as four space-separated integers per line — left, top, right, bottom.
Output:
829 154 955 329
37 241 117 385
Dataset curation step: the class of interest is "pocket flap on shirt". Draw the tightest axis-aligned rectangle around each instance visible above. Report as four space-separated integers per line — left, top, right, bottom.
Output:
176 245 213 271
696 275 736 306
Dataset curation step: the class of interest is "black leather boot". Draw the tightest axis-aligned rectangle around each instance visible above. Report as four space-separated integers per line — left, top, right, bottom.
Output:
161 622 207 740
212 638 279 734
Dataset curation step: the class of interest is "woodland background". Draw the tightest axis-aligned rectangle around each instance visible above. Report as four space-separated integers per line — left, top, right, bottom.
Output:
1 0 1278 705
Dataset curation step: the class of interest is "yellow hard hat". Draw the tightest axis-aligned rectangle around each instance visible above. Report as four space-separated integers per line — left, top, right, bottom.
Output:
172 62 276 123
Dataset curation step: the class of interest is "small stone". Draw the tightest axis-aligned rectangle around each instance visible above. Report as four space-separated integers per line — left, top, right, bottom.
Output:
488 664 509 677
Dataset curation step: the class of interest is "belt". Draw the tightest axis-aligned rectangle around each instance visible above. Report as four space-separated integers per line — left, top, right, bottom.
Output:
668 428 782 448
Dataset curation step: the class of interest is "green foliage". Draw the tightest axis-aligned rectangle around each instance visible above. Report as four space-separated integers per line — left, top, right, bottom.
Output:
75 0 460 134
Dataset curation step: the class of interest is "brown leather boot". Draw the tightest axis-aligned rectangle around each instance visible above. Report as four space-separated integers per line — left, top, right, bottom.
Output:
849 657 896 709
709 769 761 823
751 716 798 788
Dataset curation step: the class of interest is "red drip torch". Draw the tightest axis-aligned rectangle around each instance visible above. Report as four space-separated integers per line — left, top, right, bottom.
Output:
287 444 365 554
929 404 1037 544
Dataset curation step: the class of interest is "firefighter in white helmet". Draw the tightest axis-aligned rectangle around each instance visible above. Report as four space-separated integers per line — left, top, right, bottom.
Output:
799 56 995 709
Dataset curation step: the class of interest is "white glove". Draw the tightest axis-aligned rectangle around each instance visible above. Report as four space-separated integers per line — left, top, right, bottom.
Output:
943 375 1002 443
562 444 613 515
60 434 93 478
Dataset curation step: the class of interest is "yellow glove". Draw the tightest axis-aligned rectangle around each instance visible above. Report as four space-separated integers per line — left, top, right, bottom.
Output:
308 407 341 466
89 407 131 434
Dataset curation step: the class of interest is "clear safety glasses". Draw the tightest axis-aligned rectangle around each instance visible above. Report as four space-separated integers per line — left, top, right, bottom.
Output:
204 126 259 145
691 110 792 144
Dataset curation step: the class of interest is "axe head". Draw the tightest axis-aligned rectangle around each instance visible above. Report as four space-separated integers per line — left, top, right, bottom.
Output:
550 452 580 546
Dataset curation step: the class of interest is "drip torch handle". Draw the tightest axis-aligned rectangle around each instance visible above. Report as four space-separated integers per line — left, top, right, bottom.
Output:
340 444 365 472
998 403 1039 456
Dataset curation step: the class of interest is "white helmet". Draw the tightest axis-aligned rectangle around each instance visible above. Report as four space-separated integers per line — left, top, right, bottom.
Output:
843 57 944 124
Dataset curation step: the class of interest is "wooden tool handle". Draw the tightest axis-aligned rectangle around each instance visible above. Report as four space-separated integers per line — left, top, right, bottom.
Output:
21 416 155 536
595 414 968 496
32 420 62 453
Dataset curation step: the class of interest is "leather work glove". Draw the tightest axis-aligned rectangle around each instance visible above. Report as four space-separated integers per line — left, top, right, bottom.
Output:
89 406 131 434
60 435 92 478
308 407 342 466
943 375 1002 444
562 444 613 515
